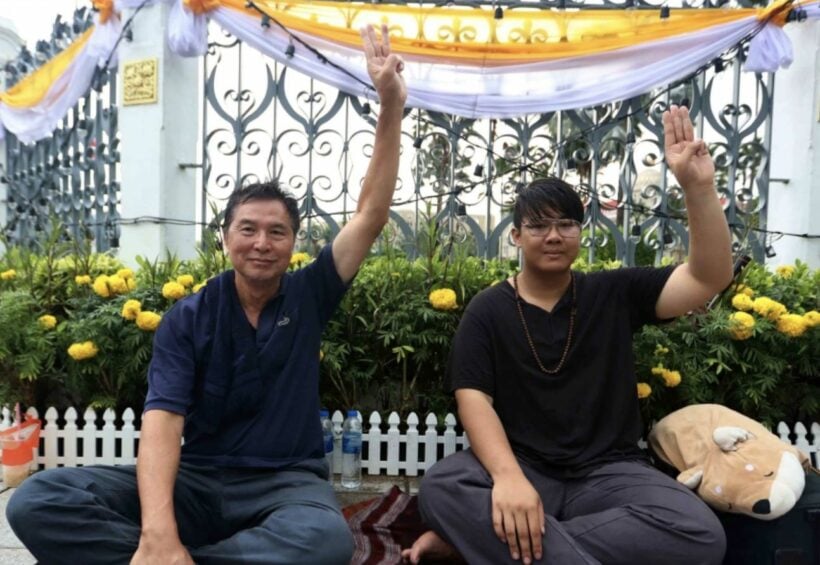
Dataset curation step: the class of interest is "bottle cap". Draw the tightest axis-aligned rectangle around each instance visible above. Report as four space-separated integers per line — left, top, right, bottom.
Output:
347 409 358 418
320 409 329 418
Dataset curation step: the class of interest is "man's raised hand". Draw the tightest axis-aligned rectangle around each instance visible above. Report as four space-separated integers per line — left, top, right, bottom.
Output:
360 24 407 107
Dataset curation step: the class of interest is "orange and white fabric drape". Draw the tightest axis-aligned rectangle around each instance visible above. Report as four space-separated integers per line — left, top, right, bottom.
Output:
1 0 815 143
0 1 121 143
167 0 808 118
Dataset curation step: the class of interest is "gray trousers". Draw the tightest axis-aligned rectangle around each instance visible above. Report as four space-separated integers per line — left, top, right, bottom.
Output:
6 461 353 565
418 449 726 565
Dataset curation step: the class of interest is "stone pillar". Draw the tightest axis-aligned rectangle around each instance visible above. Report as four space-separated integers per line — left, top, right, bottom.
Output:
767 19 820 268
0 18 23 253
117 2 199 266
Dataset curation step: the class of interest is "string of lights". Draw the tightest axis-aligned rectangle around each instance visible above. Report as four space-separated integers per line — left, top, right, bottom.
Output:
58 0 819 245
224 3 819 241
46 209 817 243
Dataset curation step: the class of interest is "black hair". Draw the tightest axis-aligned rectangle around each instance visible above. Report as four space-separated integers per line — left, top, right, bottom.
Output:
222 180 300 235
513 177 584 229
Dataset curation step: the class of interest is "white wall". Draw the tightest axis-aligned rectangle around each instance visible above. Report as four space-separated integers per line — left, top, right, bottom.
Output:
768 20 820 268
117 2 199 266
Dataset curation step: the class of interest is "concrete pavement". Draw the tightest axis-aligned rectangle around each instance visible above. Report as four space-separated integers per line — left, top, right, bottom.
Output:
0 487 35 565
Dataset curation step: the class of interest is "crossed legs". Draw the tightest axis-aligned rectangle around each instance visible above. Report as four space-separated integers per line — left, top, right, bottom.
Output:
7 462 353 565
411 450 725 565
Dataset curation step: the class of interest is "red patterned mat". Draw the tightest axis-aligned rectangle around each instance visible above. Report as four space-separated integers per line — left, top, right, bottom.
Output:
343 486 426 565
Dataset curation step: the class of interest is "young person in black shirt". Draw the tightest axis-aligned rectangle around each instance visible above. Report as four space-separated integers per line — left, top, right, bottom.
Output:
402 106 733 565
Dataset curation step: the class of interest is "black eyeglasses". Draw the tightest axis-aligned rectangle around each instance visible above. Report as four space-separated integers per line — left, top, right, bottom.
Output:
522 219 582 238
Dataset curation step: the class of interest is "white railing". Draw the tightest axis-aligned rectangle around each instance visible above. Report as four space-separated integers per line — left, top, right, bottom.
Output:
1 407 818 475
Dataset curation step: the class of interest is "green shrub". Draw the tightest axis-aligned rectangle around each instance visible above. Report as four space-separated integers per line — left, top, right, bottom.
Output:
319 241 516 417
634 260 819 430
0 226 816 431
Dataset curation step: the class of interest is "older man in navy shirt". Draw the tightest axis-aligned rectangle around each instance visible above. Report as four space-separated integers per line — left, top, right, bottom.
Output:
7 24 406 565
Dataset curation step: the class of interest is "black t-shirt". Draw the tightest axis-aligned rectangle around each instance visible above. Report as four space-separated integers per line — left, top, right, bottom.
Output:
450 266 675 478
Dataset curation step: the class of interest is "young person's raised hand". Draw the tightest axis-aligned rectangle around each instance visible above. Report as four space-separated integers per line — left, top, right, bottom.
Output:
663 105 715 194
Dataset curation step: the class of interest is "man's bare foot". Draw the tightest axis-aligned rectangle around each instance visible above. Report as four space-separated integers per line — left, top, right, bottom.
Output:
401 530 464 564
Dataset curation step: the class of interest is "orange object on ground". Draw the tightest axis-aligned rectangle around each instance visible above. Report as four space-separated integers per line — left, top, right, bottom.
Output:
0 416 41 466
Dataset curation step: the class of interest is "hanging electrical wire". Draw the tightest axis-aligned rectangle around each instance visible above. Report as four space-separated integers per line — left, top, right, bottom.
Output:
13 1 816 246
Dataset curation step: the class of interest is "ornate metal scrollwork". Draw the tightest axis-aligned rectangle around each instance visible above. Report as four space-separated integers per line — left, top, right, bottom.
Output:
2 1 771 264
3 7 120 252
195 2 772 264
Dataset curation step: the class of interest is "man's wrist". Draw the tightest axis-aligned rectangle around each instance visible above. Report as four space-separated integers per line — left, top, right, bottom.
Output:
140 518 179 540
374 91 406 110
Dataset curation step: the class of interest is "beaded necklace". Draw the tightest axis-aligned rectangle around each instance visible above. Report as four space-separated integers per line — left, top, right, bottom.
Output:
512 272 577 374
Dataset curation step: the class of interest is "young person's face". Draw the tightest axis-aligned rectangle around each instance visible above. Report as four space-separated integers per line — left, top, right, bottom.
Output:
223 199 296 288
512 210 582 275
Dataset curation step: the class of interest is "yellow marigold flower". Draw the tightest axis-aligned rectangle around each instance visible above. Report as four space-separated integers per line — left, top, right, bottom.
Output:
637 382 652 399
121 299 142 321
775 265 795 279
429 288 458 311
38 315 57 330
728 311 755 341
752 297 787 321
136 311 162 331
162 281 187 300
804 311 820 328
290 252 311 267
731 293 754 312
731 311 755 329
649 364 681 387
176 274 194 288
654 344 669 356
0 269 16 280
193 282 206 293
127 277 137 291
776 314 807 338
75 274 92 286
116 268 134 280
93 275 111 298
68 341 99 361
731 284 754 297
662 370 682 388
108 275 128 295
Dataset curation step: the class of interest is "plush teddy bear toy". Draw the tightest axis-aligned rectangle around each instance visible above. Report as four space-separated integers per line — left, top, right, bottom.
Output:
649 404 811 520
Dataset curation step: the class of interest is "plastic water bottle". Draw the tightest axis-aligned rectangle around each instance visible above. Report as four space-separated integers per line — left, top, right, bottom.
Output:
341 410 362 489
320 409 334 483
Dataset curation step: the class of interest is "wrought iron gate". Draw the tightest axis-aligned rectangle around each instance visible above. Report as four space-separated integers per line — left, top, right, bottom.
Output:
201 1 773 265
1 1 773 264
2 7 120 252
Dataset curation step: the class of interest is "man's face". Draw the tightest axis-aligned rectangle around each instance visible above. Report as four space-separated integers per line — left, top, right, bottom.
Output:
223 199 295 288
511 211 581 275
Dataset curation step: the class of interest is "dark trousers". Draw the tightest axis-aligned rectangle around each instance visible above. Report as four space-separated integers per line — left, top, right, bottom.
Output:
418 449 726 565
6 461 353 565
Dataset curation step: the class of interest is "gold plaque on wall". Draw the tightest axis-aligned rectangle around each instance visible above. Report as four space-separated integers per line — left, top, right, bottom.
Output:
122 58 158 106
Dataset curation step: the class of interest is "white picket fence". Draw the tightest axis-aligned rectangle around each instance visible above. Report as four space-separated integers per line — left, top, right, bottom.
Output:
1 406 818 475
0 407 470 476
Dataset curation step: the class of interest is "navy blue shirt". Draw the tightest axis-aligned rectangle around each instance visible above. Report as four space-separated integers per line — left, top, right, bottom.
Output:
144 244 347 468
